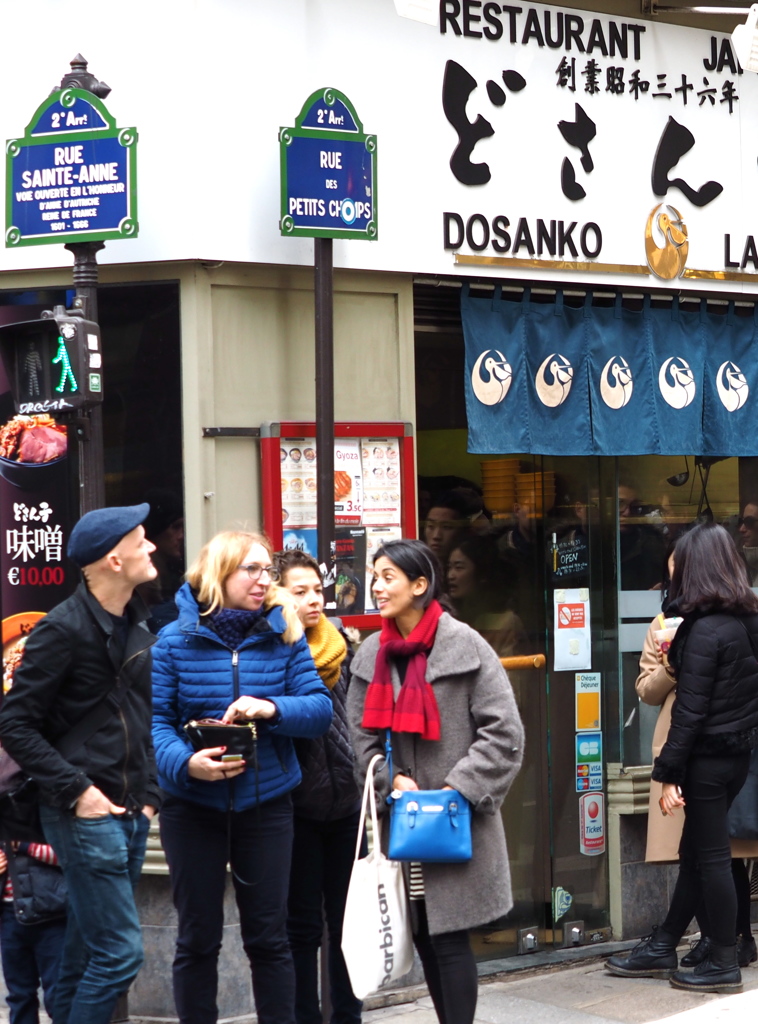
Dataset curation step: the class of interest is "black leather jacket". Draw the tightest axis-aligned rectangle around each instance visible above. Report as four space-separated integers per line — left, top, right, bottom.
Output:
653 611 758 786
0 583 161 811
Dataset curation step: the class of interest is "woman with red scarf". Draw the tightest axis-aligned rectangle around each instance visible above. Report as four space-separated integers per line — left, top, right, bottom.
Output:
347 539 524 1024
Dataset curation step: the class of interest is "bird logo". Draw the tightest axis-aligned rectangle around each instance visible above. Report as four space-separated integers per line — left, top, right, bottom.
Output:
471 349 512 406
645 204 689 280
600 356 633 409
716 360 749 412
535 353 573 408
658 357 696 409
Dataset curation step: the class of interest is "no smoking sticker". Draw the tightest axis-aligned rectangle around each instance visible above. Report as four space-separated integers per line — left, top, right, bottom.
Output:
558 603 585 628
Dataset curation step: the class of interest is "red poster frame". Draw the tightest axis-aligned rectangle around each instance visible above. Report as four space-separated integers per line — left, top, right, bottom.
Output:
260 421 416 629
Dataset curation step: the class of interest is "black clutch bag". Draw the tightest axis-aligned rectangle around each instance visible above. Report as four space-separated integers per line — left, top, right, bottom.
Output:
183 719 258 759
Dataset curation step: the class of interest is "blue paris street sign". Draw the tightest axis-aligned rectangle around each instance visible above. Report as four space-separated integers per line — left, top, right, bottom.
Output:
279 88 377 240
6 87 138 248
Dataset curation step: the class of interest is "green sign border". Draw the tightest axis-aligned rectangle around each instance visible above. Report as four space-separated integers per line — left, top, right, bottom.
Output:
279 87 377 241
6 87 138 248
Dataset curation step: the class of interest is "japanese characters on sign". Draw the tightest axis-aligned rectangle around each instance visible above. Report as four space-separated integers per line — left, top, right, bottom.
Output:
280 88 377 240
437 2 754 285
6 88 138 247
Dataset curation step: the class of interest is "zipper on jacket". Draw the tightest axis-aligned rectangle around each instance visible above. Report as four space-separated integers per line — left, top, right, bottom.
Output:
230 650 240 810
116 643 150 805
232 650 240 701
119 707 130 805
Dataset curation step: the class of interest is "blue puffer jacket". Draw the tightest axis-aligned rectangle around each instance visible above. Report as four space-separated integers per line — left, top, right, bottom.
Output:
152 583 333 811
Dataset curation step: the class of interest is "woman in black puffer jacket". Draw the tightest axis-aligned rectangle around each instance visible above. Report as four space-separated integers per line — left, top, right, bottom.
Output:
607 523 758 994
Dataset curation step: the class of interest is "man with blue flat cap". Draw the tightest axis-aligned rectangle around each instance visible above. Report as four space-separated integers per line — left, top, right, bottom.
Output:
0 503 162 1024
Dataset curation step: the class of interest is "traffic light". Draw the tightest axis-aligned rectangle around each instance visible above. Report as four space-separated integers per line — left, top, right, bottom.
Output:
0 306 102 414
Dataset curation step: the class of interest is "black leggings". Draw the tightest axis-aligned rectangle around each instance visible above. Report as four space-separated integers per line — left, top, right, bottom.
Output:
662 753 750 947
413 901 478 1024
697 858 752 939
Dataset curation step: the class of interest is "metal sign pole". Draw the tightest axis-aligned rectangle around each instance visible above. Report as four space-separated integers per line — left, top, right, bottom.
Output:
64 239 105 513
315 236 335 603
58 55 111 517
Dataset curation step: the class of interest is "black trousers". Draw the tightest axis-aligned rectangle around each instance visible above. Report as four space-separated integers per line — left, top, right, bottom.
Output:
287 811 363 1024
662 753 750 948
160 793 296 1024
412 900 478 1024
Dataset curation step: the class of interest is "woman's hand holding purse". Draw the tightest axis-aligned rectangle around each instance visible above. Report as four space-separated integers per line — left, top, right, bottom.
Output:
187 746 247 782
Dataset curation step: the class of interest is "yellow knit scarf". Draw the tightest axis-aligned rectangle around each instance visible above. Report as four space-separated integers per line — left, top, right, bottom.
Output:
306 615 347 690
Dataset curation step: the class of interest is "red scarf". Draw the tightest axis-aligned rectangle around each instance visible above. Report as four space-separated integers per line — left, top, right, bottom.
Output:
361 600 444 740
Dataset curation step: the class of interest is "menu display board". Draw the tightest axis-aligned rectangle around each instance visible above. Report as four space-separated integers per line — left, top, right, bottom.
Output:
261 422 415 626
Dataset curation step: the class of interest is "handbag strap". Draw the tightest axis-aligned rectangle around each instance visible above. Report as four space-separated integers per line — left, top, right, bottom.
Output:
355 753 385 860
385 729 394 787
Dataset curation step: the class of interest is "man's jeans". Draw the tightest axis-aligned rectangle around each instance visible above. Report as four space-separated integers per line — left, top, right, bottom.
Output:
40 806 150 1024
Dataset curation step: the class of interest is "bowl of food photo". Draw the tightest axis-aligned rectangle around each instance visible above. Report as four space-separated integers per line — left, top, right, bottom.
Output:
0 414 68 490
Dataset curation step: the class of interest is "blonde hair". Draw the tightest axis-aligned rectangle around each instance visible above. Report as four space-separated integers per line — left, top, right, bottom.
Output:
186 530 302 644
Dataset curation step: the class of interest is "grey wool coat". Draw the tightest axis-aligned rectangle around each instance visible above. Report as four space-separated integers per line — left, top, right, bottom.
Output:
347 612 525 936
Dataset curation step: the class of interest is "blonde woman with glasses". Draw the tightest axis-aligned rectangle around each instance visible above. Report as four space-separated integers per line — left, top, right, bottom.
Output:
152 530 332 1024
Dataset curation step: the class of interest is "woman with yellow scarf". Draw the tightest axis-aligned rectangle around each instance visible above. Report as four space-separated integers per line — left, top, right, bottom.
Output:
274 549 363 1024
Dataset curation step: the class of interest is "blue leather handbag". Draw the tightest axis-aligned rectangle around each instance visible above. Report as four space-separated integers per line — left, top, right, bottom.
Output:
388 788 472 863
385 732 472 863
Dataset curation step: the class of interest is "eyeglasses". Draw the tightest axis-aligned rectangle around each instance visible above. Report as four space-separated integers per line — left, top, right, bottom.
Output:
619 500 646 516
739 516 758 529
238 563 280 582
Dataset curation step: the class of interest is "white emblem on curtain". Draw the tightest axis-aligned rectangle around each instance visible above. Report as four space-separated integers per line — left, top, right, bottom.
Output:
658 357 696 409
536 353 573 408
471 349 512 406
471 348 512 403
716 361 749 412
600 356 634 409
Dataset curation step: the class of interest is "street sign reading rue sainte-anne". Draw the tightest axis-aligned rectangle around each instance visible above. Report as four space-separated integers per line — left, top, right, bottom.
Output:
279 88 377 240
6 87 138 247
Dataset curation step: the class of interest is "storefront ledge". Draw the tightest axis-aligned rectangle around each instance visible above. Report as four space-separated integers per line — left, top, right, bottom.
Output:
606 763 652 816
141 823 169 876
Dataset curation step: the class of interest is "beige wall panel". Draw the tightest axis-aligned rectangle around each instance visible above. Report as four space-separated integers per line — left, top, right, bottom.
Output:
333 290 401 421
212 437 263 535
211 283 316 425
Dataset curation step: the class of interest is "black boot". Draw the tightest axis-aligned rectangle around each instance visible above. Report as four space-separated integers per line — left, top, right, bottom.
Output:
606 926 679 979
680 935 712 967
670 943 742 993
737 932 757 967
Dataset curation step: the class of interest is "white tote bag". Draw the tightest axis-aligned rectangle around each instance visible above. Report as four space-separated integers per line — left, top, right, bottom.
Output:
341 753 414 999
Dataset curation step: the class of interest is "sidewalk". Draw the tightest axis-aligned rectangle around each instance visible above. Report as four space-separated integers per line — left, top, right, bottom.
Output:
364 953 758 1024
3 942 758 1022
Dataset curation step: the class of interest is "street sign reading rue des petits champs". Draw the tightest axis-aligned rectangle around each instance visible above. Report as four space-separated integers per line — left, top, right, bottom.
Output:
6 87 138 248
280 87 377 241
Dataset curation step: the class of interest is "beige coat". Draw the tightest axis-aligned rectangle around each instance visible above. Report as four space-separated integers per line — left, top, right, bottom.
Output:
637 619 758 861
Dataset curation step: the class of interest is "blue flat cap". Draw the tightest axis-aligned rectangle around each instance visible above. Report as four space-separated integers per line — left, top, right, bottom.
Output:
68 503 150 568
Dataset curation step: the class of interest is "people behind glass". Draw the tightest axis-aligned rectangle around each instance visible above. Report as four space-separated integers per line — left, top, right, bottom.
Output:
738 501 758 585
447 536 527 658
423 490 487 567
137 488 186 631
618 479 668 591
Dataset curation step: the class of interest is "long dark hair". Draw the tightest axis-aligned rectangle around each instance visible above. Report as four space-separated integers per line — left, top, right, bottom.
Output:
667 522 758 617
372 538 448 610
